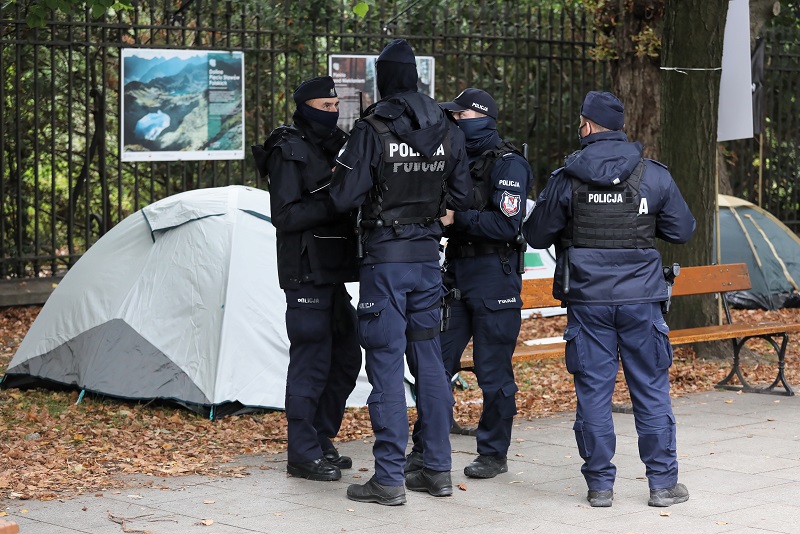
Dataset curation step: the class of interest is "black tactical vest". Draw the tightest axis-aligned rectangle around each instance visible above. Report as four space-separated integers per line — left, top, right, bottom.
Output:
561 160 656 249
360 115 451 230
469 140 523 211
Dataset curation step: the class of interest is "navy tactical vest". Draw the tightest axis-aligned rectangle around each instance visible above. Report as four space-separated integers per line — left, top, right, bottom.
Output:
360 114 451 230
468 140 523 211
562 160 656 249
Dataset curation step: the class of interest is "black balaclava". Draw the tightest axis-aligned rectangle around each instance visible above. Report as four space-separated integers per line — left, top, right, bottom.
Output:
376 39 418 99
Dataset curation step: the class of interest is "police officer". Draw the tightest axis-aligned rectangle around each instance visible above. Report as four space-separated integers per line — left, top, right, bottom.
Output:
406 88 533 479
524 91 696 507
252 76 362 482
330 39 473 505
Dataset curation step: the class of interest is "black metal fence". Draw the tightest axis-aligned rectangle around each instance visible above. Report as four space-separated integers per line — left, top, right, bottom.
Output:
2 1 798 279
725 27 800 233
0 0 606 278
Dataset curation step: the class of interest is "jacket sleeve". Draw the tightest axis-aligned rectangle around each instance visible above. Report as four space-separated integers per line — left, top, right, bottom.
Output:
523 168 571 249
267 143 337 232
451 154 533 242
330 120 379 212
444 125 474 211
654 167 696 244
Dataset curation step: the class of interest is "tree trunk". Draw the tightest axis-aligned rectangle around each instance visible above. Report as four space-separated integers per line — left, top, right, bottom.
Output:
659 0 727 330
609 1 664 160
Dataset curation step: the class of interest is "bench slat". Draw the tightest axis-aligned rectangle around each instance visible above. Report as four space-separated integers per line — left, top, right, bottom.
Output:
671 263 751 297
520 263 751 309
460 321 800 370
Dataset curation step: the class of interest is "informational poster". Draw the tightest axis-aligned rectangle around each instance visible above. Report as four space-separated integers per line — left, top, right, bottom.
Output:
329 54 435 131
121 49 245 162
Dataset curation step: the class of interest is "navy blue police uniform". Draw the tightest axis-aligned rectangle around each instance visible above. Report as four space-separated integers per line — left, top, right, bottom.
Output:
252 76 361 482
523 91 696 508
409 88 533 479
330 39 473 505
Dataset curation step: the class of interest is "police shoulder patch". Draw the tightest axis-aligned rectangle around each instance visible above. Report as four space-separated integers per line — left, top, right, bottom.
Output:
500 190 521 217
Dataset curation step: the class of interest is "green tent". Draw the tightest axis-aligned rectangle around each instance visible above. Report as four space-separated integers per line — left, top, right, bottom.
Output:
716 195 800 310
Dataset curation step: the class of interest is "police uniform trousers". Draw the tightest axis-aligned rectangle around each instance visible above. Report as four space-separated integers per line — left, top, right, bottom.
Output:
357 261 454 486
564 301 678 491
443 251 521 457
284 283 361 463
411 251 521 458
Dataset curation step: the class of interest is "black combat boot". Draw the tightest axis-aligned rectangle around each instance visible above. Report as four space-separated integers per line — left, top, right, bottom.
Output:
347 477 407 506
286 458 341 481
405 468 453 497
322 447 353 469
463 455 508 479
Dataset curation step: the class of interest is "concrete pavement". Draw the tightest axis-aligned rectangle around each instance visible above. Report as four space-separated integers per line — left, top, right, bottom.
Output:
2 389 799 533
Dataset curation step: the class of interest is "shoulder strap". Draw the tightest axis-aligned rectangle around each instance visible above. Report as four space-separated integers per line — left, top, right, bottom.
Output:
363 114 391 134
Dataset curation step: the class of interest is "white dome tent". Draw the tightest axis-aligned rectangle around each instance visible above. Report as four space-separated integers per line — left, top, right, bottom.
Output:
2 186 410 417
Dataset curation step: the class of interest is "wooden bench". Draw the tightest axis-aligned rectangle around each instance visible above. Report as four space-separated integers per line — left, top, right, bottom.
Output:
460 263 799 396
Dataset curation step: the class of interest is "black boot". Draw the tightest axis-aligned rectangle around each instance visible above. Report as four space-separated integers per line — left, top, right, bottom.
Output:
463 455 508 479
347 477 406 506
587 489 613 507
404 450 424 474
323 447 353 469
405 468 453 497
649 483 689 507
287 458 341 481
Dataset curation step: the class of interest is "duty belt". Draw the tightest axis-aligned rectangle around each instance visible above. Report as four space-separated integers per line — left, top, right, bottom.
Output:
446 241 513 259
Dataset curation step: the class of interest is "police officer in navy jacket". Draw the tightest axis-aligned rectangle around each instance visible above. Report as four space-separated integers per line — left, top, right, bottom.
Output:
252 76 361 483
330 39 473 505
406 88 533 480
524 91 696 508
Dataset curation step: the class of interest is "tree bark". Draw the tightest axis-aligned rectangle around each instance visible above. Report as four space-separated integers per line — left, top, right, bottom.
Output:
659 0 727 330
608 0 665 160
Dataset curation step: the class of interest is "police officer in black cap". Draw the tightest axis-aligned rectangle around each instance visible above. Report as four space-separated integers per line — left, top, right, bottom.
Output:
524 91 695 507
406 88 533 479
330 39 473 505
252 76 362 482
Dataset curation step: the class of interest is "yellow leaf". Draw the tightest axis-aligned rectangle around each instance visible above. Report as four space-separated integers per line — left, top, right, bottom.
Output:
0 511 7 517
716 521 728 525
724 400 733 404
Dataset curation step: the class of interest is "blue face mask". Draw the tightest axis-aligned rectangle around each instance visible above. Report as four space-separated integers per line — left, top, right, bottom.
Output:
299 103 339 131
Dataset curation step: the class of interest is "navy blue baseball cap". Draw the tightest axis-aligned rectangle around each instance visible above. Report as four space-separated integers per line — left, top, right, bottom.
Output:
293 76 337 105
580 91 624 130
440 88 498 119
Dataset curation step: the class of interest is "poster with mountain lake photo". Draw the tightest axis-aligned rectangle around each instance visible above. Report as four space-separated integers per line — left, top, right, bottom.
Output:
121 49 244 162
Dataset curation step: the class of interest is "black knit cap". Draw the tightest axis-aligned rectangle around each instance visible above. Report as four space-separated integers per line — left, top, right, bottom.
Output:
377 39 416 64
580 91 624 131
292 76 337 105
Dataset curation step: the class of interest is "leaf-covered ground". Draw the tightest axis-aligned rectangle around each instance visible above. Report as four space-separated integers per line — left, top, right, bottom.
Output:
1 305 799 502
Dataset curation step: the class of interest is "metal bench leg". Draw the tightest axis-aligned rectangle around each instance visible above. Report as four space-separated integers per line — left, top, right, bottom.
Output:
715 334 795 397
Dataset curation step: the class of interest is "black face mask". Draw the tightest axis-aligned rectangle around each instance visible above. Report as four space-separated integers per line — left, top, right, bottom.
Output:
577 122 591 143
298 103 339 131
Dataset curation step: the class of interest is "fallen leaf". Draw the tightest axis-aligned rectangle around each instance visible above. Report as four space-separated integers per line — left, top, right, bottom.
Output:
203 500 215 504
724 400 733 404
346 508 354 512
457 483 467 491
198 518 214 526
716 521 728 525
660 511 671 517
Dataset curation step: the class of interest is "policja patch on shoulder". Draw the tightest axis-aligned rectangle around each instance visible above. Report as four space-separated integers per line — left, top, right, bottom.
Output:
500 190 521 217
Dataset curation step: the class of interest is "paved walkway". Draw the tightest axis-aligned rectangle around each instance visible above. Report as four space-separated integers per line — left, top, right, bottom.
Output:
2 389 799 533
